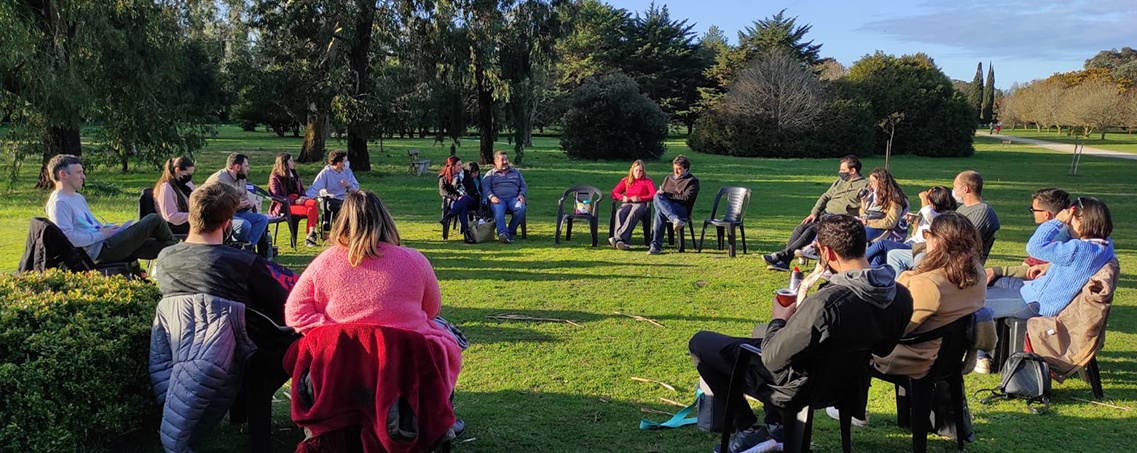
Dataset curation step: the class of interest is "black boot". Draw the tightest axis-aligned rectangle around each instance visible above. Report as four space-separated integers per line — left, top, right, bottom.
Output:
463 230 477 244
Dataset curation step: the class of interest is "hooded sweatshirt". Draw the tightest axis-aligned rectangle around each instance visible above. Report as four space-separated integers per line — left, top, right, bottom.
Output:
761 267 913 394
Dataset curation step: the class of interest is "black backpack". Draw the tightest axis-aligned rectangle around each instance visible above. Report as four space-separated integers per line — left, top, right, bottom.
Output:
978 352 1052 414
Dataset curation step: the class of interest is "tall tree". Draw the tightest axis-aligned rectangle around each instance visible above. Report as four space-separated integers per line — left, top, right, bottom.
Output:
967 62 983 121
981 63 995 124
621 3 706 132
737 9 822 66
501 0 565 160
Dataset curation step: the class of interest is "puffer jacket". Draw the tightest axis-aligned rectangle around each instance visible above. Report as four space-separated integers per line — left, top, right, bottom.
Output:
150 294 258 453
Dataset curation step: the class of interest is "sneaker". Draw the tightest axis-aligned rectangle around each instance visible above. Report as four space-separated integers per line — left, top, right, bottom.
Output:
825 406 869 427
609 237 617 247
616 241 630 251
304 232 319 247
647 245 661 255
766 260 789 272
794 245 819 261
452 419 466 438
974 357 992 374
672 218 685 232
762 253 784 267
498 233 513 244
714 425 782 453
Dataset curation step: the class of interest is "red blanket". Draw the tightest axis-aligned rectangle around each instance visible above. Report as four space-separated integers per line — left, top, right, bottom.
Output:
285 324 456 453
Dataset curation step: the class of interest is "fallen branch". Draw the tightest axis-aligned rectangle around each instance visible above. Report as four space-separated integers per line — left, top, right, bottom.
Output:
631 377 677 392
1072 397 1131 411
641 408 674 416
614 311 664 328
486 313 583 327
660 397 687 408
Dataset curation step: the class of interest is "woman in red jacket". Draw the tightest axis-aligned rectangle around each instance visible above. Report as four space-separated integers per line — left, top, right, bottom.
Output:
610 160 656 250
269 153 320 246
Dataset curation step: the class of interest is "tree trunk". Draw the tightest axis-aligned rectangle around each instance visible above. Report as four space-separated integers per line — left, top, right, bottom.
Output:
475 61 496 165
36 126 82 189
299 106 329 163
345 0 374 172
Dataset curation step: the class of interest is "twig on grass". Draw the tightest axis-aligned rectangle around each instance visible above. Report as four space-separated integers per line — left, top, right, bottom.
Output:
1072 397 1131 411
486 313 583 327
631 377 677 392
614 311 664 328
641 408 674 416
660 397 687 408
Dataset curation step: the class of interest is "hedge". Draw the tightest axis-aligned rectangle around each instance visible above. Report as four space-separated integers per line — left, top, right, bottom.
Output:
0 270 160 452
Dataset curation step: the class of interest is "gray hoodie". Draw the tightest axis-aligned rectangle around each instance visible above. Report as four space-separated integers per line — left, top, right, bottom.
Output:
760 266 913 398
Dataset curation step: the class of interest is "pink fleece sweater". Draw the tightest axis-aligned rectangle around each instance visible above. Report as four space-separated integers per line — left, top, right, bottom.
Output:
286 244 462 389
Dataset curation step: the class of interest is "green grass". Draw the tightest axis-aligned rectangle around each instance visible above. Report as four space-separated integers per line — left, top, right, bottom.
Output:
4 128 1136 452
996 128 1137 154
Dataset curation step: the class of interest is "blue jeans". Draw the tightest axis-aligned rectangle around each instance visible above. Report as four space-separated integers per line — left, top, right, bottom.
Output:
234 209 269 246
867 239 909 268
449 195 477 232
886 248 921 276
490 197 526 237
985 277 1041 319
651 195 689 248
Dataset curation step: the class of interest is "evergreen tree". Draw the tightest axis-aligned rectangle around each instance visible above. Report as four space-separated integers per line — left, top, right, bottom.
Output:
982 63 996 123
968 62 984 121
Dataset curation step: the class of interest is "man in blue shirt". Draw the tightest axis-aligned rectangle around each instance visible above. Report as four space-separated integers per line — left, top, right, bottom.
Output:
483 151 528 243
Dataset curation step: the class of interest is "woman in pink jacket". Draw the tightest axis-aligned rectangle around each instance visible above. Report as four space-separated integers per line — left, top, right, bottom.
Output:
285 190 463 392
609 160 656 250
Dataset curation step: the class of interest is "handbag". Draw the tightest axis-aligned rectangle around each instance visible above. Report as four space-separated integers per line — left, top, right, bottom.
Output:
471 219 497 243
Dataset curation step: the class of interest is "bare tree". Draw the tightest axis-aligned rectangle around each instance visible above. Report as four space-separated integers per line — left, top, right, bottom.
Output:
1062 80 1128 139
722 50 824 135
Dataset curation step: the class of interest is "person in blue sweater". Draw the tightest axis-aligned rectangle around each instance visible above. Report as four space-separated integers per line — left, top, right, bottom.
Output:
985 196 1115 319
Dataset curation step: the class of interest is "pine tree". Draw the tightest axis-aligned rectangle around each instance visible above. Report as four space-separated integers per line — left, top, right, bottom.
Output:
982 63 996 124
968 62 984 121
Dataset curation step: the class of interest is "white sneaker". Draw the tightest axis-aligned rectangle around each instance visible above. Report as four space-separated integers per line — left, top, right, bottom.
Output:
974 357 992 374
825 406 869 427
739 439 783 453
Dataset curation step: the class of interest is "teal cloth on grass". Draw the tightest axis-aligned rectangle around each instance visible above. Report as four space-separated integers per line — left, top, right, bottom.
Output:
638 388 703 430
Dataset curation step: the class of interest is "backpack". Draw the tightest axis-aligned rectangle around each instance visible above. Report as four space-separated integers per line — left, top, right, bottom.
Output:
977 352 1051 414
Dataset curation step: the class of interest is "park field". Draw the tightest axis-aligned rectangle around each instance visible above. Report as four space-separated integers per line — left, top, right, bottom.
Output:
996 127 1137 154
2 127 1134 452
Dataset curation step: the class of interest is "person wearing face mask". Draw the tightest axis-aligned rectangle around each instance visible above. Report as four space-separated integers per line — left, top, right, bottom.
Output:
269 152 321 246
150 182 298 452
154 156 197 235
764 155 868 271
689 214 912 453
205 153 271 250
887 170 1000 275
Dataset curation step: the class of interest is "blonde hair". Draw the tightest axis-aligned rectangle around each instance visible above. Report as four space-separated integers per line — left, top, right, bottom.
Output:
624 160 646 186
330 191 401 266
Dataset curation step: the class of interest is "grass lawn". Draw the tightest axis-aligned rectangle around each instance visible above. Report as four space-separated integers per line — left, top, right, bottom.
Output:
2 128 1135 452
995 127 1137 154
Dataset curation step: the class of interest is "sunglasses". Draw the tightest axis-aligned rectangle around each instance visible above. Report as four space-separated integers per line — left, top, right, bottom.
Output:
1073 197 1085 211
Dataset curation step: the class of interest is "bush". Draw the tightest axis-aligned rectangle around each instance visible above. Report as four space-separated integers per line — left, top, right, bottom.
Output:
688 96 875 158
560 73 669 160
0 270 160 452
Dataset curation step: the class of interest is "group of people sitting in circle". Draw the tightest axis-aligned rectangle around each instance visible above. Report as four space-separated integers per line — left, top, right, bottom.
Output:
44 153 463 451
695 155 1115 453
42 149 1117 452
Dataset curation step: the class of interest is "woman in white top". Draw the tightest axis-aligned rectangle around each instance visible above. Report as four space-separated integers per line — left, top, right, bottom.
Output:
153 156 196 235
865 185 956 271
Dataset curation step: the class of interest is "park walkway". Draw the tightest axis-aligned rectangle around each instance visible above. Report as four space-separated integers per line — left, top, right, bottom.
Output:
982 132 1137 161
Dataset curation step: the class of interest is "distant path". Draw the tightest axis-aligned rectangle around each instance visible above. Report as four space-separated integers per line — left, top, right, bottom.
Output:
980 132 1137 161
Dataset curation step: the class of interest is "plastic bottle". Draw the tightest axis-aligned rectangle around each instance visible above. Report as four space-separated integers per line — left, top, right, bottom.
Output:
789 266 804 293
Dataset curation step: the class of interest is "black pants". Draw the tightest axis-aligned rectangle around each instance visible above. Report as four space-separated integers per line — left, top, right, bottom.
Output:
775 220 818 262
689 330 782 430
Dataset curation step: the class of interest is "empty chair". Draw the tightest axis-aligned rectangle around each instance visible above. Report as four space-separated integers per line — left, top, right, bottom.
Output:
697 187 751 257
555 185 603 246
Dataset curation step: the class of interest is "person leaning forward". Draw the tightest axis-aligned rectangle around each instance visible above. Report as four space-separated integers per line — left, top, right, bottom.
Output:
763 155 867 271
690 214 912 453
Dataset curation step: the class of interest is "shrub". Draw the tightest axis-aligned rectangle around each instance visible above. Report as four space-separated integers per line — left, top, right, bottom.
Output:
687 96 875 158
560 73 669 161
0 270 160 452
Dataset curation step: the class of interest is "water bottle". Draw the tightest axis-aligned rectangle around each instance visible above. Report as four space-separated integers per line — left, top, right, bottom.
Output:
582 198 591 213
789 266 804 293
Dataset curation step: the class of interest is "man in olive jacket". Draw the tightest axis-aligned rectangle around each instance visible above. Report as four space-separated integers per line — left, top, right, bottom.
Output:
690 215 912 453
763 155 867 271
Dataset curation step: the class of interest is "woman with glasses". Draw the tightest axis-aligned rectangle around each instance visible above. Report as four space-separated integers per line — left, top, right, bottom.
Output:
984 196 1115 319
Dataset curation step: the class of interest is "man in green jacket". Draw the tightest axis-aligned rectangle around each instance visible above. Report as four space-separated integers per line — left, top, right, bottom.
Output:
763 155 868 271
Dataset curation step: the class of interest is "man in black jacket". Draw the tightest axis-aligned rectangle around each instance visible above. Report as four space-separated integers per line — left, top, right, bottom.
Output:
689 214 913 453
648 154 700 255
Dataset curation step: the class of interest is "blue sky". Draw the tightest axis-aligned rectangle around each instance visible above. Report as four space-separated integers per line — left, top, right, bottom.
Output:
605 0 1137 89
